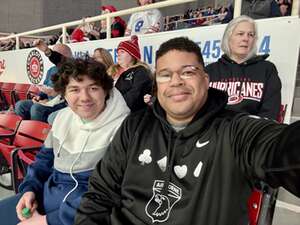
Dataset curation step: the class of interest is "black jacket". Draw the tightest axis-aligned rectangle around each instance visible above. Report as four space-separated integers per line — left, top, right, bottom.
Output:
75 88 300 225
115 65 152 112
206 54 282 120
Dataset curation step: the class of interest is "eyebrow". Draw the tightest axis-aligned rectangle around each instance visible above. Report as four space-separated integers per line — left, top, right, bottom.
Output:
67 82 98 89
157 64 199 72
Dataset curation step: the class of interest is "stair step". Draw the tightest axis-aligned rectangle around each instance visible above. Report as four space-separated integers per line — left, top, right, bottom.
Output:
291 97 300 116
290 116 300 123
295 87 300 98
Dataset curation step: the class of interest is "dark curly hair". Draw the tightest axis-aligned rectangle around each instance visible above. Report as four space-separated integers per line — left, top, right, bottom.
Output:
52 58 113 98
155 37 204 67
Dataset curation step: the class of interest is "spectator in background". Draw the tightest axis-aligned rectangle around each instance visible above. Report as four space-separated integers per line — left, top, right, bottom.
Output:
0 38 16 51
14 41 71 122
70 20 93 43
278 0 292 16
0 58 130 225
223 0 281 23
205 15 282 119
125 0 163 36
97 5 126 39
107 35 152 112
93 48 114 69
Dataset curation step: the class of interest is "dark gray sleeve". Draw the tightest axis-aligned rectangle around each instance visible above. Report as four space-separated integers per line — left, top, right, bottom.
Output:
229 115 300 197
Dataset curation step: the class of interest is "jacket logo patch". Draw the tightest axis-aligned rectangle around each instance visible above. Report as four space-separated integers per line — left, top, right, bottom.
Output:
157 156 167 172
193 161 203 177
227 94 244 105
125 72 134 80
174 165 187 179
196 140 209 148
138 149 152 165
145 180 181 223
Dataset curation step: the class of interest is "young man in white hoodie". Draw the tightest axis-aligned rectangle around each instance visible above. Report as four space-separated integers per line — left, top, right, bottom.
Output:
0 58 130 225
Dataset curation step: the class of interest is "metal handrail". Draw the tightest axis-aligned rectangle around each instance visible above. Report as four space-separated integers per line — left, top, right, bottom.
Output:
0 0 196 49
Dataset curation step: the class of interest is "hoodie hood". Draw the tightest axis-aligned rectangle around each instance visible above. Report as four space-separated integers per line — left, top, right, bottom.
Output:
152 88 228 138
45 87 130 173
220 53 269 66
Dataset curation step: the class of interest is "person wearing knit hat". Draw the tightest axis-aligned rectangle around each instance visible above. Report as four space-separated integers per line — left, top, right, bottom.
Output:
107 35 152 112
117 35 141 60
98 5 126 39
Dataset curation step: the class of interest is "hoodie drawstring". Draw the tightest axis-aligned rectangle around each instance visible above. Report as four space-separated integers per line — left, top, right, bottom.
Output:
63 130 92 202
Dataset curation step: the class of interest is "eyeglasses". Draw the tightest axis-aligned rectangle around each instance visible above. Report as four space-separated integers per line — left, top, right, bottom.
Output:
155 65 202 83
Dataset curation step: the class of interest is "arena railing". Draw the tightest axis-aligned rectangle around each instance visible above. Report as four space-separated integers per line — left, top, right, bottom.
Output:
0 0 298 50
0 0 196 50
164 13 227 30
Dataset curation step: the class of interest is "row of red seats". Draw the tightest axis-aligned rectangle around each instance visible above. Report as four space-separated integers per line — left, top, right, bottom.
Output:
0 82 40 111
0 113 51 192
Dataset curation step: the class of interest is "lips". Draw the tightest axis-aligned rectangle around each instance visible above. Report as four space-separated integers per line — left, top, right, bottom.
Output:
78 104 94 110
167 90 191 102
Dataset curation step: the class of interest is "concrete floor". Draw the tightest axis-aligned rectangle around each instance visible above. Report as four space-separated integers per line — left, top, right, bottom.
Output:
0 177 299 224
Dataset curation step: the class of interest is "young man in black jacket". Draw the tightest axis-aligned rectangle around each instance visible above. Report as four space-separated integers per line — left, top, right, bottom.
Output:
74 37 300 225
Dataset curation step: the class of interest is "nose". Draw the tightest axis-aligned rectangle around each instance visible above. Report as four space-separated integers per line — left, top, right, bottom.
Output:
80 88 91 101
169 72 184 86
242 34 250 42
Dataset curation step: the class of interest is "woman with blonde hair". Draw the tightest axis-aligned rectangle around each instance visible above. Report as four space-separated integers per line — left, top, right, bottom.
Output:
93 48 114 69
108 35 152 112
206 15 281 120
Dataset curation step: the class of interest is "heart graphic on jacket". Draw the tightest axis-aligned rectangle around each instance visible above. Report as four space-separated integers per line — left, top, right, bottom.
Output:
174 165 187 179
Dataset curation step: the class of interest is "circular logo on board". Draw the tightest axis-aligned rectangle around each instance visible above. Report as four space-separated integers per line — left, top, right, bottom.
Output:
26 50 44 84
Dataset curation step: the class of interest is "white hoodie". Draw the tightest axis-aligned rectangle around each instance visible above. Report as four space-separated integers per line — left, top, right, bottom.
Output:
44 87 130 173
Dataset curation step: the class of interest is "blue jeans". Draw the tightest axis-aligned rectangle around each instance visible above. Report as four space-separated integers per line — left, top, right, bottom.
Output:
15 100 67 122
0 193 22 225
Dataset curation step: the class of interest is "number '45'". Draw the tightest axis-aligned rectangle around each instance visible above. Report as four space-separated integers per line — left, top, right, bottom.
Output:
202 40 221 59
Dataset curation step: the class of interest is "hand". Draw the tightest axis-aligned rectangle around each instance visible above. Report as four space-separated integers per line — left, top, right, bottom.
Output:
144 94 153 105
33 39 49 53
32 96 41 103
38 86 56 96
16 192 38 221
36 99 49 104
17 211 47 225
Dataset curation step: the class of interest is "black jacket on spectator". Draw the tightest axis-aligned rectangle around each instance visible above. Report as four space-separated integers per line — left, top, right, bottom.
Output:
115 65 152 112
205 54 282 119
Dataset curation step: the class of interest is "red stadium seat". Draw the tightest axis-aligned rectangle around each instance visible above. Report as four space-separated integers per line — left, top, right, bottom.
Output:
0 82 16 110
0 120 51 190
11 83 31 108
0 114 22 145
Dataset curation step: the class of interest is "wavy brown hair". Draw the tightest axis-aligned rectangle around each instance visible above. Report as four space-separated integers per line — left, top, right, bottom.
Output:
52 58 113 98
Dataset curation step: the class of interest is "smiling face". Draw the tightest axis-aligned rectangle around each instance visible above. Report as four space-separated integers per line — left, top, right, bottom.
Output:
156 50 209 125
229 21 255 63
64 76 107 121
